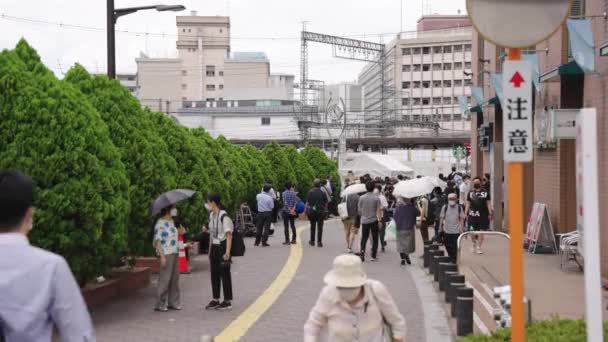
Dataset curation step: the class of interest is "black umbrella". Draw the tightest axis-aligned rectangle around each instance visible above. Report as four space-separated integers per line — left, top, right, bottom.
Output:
150 189 196 216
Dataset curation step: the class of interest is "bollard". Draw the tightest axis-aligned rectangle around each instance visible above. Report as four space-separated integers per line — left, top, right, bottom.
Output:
456 287 474 336
440 269 458 292
449 283 466 316
423 244 439 268
445 274 465 302
432 256 450 281
428 250 445 275
436 261 456 283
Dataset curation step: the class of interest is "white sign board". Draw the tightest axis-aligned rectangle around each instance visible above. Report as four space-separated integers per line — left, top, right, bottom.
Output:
554 109 577 138
576 108 603 342
503 61 533 162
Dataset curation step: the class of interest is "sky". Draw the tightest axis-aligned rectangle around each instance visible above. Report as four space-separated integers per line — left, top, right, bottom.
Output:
0 0 466 84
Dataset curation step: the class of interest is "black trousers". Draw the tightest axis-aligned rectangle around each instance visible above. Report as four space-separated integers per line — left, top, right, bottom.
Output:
255 211 272 244
360 222 379 258
309 214 324 243
444 233 460 263
209 242 233 301
283 214 296 242
379 221 387 248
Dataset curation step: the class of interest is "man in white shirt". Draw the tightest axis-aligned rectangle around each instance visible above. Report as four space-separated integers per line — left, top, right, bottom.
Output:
0 170 95 342
459 175 471 206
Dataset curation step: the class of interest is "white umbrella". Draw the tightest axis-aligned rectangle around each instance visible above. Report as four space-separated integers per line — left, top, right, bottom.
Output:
421 176 447 190
341 183 367 197
393 178 436 199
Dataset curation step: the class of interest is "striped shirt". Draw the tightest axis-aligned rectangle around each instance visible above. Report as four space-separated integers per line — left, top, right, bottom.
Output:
283 190 299 210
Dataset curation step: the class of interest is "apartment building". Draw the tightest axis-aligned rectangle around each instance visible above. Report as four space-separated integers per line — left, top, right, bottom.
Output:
136 12 294 112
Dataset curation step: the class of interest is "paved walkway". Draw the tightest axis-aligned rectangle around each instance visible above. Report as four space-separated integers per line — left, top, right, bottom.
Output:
92 219 452 341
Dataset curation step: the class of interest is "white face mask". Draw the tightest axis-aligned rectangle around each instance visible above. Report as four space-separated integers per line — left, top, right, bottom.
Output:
170 208 178 217
449 200 457 206
337 287 361 302
204 203 212 211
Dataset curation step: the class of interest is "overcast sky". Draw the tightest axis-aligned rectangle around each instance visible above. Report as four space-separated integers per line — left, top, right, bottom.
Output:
1 0 466 83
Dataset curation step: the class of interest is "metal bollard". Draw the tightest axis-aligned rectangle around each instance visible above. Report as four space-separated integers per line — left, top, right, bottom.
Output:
440 268 458 292
432 256 450 281
456 287 474 336
436 261 456 283
445 274 465 303
428 250 445 275
449 283 466 317
423 244 439 268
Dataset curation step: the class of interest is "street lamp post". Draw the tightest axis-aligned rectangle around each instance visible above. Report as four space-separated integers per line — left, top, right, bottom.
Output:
106 0 185 78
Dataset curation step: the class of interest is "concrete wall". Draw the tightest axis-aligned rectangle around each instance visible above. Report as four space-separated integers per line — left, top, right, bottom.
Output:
176 113 299 139
136 58 181 111
417 15 471 32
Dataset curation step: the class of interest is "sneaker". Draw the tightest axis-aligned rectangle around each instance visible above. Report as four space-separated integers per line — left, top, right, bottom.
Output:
347 248 353 254
405 256 412 265
401 259 406 266
282 241 290 245
317 242 323 248
371 257 378 262
359 253 365 262
262 242 270 247
291 240 297 244
254 242 260 247
309 241 315 247
381 246 386 253
168 305 182 311
476 247 484 255
205 300 220 310
154 306 168 312
215 301 232 311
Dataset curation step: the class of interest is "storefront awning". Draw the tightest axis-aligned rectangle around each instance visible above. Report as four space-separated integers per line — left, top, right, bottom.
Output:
540 60 584 82
488 96 499 105
522 53 541 92
470 105 483 113
490 73 504 106
567 19 595 73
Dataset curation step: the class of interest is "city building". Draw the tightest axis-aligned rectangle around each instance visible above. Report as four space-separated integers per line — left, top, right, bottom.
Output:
136 12 294 112
357 15 473 134
117 73 138 95
469 0 608 272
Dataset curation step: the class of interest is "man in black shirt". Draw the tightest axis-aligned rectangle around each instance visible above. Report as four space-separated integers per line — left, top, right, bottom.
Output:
306 179 328 247
465 176 492 254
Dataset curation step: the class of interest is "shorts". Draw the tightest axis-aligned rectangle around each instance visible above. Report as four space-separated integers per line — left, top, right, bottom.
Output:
342 217 360 235
467 216 490 231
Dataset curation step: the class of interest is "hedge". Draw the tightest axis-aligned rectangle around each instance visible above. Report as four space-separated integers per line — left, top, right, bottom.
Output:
0 40 340 283
457 319 608 342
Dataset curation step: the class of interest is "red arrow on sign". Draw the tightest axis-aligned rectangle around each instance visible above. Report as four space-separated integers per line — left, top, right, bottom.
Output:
509 71 525 88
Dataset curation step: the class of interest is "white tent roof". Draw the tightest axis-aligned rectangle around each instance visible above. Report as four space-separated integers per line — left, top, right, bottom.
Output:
341 153 415 178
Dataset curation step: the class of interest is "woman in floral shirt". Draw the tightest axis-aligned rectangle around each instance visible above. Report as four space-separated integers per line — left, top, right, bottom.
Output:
153 205 181 312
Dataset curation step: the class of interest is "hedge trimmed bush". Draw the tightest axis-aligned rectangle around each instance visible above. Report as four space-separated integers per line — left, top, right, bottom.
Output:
457 319 608 342
0 40 340 283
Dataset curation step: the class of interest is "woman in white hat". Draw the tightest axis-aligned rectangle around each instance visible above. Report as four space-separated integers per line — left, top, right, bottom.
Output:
304 254 406 342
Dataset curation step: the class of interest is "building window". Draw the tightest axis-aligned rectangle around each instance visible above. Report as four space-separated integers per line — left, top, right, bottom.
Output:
433 80 442 87
182 96 187 100
454 45 463 52
433 63 442 71
402 98 410 106
422 98 430 105
443 97 452 104
443 63 452 70
206 65 216 77
261 117 271 126
454 62 463 70
433 46 442 54
182 70 187 75
188 29 191 33
465 44 472 52
422 81 430 88
220 29 223 33
402 81 410 89
181 84 187 89
443 80 452 87
433 97 441 105
465 62 472 69
570 0 585 16
413 98 421 105
443 46 452 53
412 47 421 54
422 47 430 54
413 81 421 88
206 98 215 101
219 84 224 89
422 64 430 71
206 84 216 91
454 79 463 87
402 65 411 72
182 28 186 33
413 114 421 121
464 79 473 86
402 48 411 55
219 71 224 76
413 64 421 71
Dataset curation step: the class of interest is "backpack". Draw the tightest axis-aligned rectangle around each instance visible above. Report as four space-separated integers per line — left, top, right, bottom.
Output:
440 204 463 226
219 213 246 257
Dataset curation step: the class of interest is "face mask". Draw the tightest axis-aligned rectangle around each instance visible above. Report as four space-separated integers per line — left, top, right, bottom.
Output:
204 203 211 211
338 287 361 302
170 208 178 217
473 183 481 189
449 200 457 206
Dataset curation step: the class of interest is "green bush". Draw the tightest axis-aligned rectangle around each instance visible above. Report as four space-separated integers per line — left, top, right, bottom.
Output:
300 145 341 196
241 145 274 206
0 40 130 284
282 145 315 198
262 142 296 189
457 319 608 342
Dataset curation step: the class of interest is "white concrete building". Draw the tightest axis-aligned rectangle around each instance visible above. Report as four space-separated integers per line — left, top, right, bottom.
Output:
322 83 363 113
136 12 294 112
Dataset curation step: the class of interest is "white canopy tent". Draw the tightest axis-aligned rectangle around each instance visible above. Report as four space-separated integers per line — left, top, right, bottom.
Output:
340 153 415 179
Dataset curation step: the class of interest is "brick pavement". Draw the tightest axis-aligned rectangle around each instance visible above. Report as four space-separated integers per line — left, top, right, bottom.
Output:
91 219 452 341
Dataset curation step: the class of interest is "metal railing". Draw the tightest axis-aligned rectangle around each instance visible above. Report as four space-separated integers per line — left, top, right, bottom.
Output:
456 231 510 266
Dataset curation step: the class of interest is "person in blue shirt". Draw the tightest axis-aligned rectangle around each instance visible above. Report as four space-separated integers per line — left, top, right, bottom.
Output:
282 182 300 245
0 170 95 342
255 184 274 247
153 205 181 312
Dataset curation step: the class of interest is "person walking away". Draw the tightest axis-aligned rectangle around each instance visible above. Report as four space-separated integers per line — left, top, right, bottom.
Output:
304 254 406 342
306 179 328 247
417 195 430 243
429 187 446 242
255 185 274 247
263 181 279 235
374 184 389 253
465 177 493 254
282 182 300 245
448 166 457 180
358 182 382 262
459 175 471 206
393 197 419 266
204 193 234 310
320 179 332 219
0 170 95 341
342 191 361 254
439 193 465 263
154 204 182 312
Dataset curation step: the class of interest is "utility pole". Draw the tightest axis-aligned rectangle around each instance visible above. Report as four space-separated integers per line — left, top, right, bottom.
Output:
107 0 116 79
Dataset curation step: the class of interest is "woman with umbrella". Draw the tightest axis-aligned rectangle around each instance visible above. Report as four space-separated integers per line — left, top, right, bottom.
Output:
151 189 195 312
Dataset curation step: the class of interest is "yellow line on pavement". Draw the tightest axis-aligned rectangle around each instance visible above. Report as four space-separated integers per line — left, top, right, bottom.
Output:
213 226 306 342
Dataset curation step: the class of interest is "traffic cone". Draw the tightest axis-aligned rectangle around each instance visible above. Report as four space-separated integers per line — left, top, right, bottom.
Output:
178 234 190 274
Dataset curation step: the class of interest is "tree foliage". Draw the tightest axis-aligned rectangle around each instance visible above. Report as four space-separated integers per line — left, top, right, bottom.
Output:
262 142 296 190
282 145 315 197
